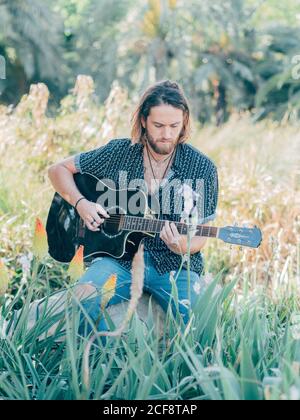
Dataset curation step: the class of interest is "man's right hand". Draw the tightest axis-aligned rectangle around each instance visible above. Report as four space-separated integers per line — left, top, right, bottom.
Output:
76 199 110 231
48 156 110 232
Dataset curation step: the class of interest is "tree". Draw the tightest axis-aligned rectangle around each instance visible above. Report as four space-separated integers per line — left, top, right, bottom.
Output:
0 0 66 105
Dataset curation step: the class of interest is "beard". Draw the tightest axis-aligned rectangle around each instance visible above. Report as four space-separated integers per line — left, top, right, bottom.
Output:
145 130 178 156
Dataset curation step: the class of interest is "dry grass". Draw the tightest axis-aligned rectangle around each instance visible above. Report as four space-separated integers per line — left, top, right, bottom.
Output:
193 114 300 293
0 77 300 400
0 77 299 294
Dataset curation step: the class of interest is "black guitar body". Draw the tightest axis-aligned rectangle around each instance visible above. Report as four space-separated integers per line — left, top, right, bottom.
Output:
46 173 156 263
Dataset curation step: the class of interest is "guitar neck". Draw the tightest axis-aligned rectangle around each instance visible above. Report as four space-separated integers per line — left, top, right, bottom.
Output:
121 216 218 238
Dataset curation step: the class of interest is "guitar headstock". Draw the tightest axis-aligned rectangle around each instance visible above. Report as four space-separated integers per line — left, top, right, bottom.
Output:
219 224 262 248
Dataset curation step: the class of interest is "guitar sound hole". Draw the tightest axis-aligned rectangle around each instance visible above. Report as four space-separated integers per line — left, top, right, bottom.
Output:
102 213 122 236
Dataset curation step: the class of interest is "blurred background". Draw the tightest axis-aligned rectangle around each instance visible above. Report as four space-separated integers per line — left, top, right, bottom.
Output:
1 0 300 123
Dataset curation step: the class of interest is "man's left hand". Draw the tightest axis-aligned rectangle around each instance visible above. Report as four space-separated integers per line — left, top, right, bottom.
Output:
159 220 185 255
160 220 209 255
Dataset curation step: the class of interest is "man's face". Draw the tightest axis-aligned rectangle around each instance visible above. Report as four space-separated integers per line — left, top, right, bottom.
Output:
141 104 184 155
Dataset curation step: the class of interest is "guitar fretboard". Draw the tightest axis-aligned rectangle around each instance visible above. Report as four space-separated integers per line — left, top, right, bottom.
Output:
121 215 218 238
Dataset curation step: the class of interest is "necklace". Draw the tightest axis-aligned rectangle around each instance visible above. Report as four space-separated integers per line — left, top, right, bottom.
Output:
146 145 173 163
145 142 176 189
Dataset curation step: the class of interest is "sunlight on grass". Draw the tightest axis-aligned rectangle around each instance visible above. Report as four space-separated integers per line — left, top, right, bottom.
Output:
0 78 299 400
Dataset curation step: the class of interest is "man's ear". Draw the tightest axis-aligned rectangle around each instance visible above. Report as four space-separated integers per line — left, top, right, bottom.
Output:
141 116 146 129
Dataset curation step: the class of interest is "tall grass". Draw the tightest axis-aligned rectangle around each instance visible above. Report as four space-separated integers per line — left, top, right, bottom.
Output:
0 77 299 400
1 263 299 400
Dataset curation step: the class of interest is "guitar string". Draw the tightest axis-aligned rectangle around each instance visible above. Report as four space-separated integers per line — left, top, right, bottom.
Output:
94 214 210 226
87 218 254 244
93 214 212 228
88 214 213 234
90 216 254 242
101 221 212 233
95 213 251 230
91 223 211 236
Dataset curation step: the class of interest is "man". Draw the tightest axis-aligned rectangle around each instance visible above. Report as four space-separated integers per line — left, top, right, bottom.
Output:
48 79 219 333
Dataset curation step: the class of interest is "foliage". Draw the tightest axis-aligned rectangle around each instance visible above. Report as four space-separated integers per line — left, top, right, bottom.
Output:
1 262 300 400
1 0 300 122
0 0 66 104
0 75 299 400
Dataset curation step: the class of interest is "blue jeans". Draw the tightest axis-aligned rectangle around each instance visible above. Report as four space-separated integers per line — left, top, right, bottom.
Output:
77 251 205 337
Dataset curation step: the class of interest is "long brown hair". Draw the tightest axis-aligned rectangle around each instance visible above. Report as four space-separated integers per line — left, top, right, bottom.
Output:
130 80 191 144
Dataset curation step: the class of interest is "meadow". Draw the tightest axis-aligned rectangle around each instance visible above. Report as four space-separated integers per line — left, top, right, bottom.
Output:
0 78 299 400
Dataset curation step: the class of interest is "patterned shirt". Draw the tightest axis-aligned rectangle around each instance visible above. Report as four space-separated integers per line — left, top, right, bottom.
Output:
74 138 218 276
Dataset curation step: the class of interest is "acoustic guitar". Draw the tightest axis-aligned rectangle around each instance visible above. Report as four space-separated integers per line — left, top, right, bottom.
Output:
46 173 262 263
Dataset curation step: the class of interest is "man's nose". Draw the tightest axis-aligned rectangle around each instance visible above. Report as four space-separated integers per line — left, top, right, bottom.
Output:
163 127 172 138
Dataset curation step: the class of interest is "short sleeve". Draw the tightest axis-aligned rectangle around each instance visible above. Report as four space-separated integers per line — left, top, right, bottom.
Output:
201 163 219 223
74 139 128 178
